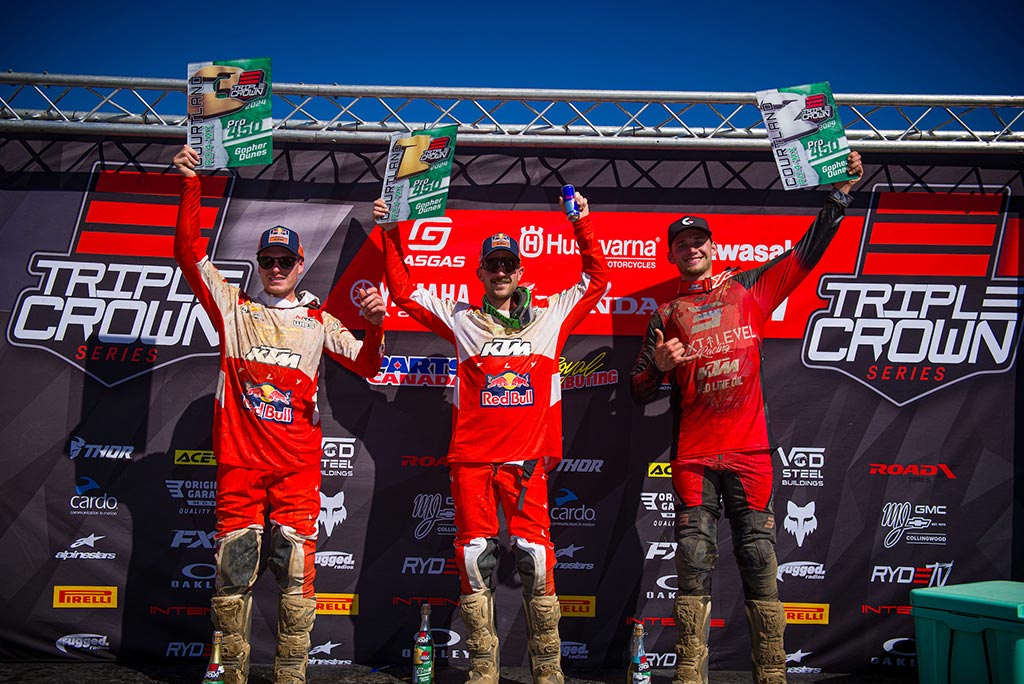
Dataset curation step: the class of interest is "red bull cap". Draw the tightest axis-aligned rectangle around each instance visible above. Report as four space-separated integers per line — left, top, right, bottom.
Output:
481 233 520 260
258 226 304 258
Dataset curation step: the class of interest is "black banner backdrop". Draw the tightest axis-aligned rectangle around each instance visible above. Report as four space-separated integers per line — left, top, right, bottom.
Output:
0 138 1020 676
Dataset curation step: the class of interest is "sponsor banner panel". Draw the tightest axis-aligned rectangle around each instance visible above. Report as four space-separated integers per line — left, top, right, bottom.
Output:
0 141 1017 672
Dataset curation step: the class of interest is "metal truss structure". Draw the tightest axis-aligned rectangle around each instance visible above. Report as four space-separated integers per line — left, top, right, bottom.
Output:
1 72 1022 154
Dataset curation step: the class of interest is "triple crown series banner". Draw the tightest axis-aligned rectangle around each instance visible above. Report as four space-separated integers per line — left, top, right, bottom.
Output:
187 57 273 169
755 82 856 190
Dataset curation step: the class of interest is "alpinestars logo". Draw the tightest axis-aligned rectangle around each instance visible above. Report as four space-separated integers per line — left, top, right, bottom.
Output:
7 164 252 386
803 187 1021 406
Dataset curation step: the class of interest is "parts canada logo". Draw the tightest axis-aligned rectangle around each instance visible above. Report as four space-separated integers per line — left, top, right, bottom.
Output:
803 188 1021 406
370 355 456 387
7 164 252 387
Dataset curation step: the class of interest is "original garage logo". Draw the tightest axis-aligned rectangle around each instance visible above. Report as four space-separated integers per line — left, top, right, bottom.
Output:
803 187 1020 406
7 163 252 387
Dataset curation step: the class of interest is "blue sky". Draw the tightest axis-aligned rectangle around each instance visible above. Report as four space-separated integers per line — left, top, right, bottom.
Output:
4 1 1022 95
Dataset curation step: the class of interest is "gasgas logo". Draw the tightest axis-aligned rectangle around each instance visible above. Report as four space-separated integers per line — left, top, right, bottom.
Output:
6 164 252 387
803 187 1021 406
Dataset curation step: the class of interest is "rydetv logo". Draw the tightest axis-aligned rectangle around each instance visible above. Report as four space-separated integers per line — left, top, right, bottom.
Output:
803 186 1021 406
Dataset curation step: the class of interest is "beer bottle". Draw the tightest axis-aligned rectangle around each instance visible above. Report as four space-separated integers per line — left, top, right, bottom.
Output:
413 603 434 684
626 623 650 684
202 630 225 683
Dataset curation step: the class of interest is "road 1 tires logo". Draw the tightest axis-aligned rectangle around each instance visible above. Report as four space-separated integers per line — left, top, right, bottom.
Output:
803 187 1020 405
6 164 252 386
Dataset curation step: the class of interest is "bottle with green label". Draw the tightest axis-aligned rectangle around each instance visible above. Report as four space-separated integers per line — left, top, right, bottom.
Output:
413 603 434 684
627 623 651 684
202 630 224 683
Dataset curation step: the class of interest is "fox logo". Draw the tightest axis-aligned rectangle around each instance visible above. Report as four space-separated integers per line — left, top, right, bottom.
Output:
783 501 818 547
318 491 347 537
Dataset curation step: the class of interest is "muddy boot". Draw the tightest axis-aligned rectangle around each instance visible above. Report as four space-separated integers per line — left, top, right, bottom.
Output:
211 594 253 684
745 599 787 684
672 595 710 684
460 591 499 684
273 595 316 684
523 595 563 684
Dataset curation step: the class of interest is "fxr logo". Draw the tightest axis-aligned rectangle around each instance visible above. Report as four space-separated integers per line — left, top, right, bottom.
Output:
407 218 452 252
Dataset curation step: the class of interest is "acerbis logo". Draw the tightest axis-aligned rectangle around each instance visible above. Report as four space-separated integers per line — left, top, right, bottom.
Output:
318 490 347 538
550 489 597 527
777 561 825 582
879 501 947 548
6 164 251 387
783 501 817 547
647 462 672 478
803 186 1021 406
322 437 356 477
56 633 110 654
174 449 216 466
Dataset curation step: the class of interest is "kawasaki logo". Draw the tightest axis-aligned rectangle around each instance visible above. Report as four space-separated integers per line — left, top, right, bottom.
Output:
803 187 1021 405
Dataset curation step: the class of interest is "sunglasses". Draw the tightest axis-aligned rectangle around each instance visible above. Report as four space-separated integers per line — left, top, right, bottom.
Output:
482 256 520 273
257 255 300 270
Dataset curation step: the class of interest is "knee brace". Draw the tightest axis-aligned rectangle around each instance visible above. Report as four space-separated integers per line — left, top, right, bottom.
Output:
512 536 551 597
268 522 316 596
215 527 261 594
459 536 499 594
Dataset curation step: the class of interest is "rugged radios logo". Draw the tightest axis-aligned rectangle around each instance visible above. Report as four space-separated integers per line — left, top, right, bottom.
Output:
6 163 252 386
802 187 1021 405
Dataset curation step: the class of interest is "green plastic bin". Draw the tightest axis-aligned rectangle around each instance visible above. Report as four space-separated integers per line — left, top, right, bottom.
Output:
910 581 1024 684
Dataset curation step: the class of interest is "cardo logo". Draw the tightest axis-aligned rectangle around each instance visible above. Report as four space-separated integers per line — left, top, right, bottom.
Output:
69 478 119 516
318 490 348 538
322 437 356 477
550 489 597 527
783 501 817 547
6 163 251 387
56 633 110 654
879 501 948 548
777 561 825 582
411 493 456 539
803 187 1021 406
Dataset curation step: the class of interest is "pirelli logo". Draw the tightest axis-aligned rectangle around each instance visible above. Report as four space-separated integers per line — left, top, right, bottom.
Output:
647 462 672 478
559 595 596 617
784 602 829 624
53 586 118 608
317 593 359 615
174 450 217 466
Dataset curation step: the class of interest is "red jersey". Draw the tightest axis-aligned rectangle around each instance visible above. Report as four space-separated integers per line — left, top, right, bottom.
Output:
174 175 384 472
382 216 609 466
630 192 851 461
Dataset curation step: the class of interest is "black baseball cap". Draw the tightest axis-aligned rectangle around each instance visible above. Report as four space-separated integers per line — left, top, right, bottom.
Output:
258 225 304 258
480 232 520 259
667 216 712 246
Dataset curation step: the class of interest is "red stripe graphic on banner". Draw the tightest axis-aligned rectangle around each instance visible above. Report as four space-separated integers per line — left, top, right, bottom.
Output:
238 71 262 85
95 170 228 198
876 193 1002 215
868 222 997 247
861 252 990 277
75 232 209 258
85 201 218 229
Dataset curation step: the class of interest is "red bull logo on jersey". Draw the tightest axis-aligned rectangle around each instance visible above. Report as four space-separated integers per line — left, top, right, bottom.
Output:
481 371 535 407
242 381 294 424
